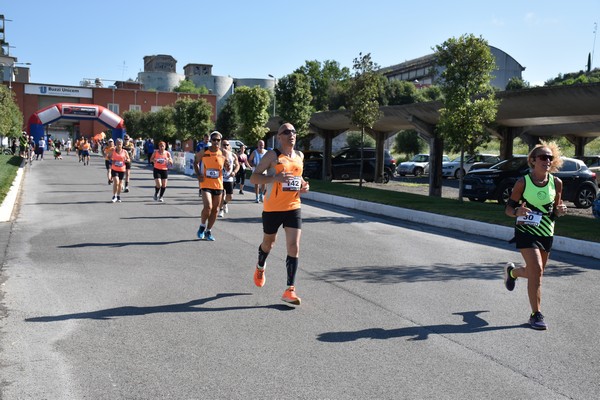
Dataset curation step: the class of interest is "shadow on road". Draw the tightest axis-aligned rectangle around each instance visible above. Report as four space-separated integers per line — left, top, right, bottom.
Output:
317 310 527 342
25 293 294 322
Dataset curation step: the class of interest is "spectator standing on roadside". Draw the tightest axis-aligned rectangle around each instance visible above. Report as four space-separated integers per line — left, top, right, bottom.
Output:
35 136 46 160
503 141 568 331
19 132 28 157
149 141 173 202
249 140 268 203
194 131 228 241
196 134 210 152
144 139 154 165
251 123 310 306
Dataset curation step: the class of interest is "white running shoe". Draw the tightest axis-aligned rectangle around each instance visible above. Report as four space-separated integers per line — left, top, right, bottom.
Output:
218 209 224 217
111 196 117 203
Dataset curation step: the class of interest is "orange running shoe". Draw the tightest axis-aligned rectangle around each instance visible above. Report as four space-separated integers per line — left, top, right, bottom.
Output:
281 286 301 305
254 265 266 287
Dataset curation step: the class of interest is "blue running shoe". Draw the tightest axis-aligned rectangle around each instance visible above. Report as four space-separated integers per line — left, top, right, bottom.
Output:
529 312 548 330
197 226 206 240
205 231 215 241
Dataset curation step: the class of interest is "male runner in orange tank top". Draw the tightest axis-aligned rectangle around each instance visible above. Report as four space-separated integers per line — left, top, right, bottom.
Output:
250 123 310 305
194 131 229 241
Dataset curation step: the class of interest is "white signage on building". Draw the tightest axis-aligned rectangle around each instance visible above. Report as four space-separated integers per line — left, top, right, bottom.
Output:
25 84 93 98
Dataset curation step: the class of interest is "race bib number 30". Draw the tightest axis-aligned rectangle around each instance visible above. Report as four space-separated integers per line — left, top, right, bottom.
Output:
283 176 301 191
517 211 543 226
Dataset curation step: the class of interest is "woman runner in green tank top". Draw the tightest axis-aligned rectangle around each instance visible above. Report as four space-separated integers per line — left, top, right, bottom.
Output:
502 142 568 330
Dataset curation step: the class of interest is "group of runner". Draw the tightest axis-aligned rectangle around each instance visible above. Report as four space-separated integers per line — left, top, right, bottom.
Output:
64 126 572 315
192 126 309 305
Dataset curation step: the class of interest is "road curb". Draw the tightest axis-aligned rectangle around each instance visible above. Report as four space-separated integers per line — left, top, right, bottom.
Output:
0 159 25 222
303 191 600 260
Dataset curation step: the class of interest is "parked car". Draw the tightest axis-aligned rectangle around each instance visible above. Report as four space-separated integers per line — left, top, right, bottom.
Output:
330 147 396 183
442 154 501 179
462 156 599 208
397 154 450 177
302 150 325 179
228 139 245 152
578 155 600 185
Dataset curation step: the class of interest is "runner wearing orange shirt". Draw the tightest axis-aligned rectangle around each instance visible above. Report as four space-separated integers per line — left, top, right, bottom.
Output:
80 138 91 166
250 123 309 305
150 141 173 202
103 139 115 184
76 137 85 163
108 138 130 203
194 131 228 241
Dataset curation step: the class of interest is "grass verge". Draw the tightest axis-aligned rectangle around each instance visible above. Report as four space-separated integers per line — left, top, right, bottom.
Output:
308 180 600 243
0 155 22 206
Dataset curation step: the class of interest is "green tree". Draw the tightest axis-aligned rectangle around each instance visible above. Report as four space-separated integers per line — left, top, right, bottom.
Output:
383 79 420 105
545 68 600 86
435 34 499 200
505 77 530 90
416 85 444 102
173 79 209 94
122 110 145 138
233 86 271 145
215 96 240 138
173 97 213 142
275 73 313 142
348 52 384 185
143 107 177 144
0 85 24 141
394 130 425 156
347 131 375 148
294 60 351 111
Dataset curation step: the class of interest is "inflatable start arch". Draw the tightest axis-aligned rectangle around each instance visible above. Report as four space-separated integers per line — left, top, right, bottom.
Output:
27 103 126 144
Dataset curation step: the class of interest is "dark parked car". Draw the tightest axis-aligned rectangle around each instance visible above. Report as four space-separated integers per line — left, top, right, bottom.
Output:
330 147 396 183
462 156 599 208
302 150 325 179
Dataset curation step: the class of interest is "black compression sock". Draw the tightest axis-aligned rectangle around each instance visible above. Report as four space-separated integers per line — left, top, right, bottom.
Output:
286 256 298 286
258 245 269 268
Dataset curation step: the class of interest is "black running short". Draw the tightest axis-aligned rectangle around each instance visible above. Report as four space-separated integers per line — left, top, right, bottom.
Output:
153 168 168 180
510 230 554 252
111 170 125 180
262 209 302 235
201 188 224 196
223 181 234 195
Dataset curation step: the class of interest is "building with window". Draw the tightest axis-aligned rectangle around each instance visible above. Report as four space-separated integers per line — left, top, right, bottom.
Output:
379 45 525 89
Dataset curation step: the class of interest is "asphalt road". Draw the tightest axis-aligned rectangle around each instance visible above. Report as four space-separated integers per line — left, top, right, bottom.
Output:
1 154 598 399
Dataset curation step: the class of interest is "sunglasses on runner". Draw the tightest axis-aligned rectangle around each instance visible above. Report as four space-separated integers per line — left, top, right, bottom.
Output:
536 154 554 161
280 129 296 135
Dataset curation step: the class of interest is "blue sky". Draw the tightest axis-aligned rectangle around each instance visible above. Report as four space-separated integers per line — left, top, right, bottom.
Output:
3 1 599 87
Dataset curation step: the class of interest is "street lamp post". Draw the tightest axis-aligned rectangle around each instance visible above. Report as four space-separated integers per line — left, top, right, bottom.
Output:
268 74 277 149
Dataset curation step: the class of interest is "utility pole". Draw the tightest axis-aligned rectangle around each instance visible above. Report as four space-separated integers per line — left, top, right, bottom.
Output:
592 22 598 70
